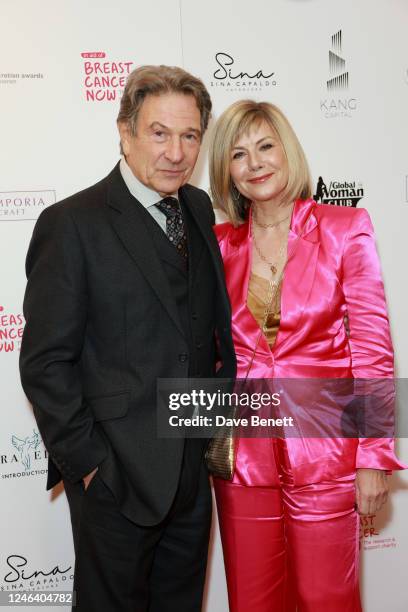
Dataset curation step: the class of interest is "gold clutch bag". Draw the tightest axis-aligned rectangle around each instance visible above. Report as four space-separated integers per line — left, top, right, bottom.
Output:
205 413 237 480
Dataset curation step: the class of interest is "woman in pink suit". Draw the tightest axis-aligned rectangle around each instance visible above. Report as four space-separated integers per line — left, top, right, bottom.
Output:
209 100 405 612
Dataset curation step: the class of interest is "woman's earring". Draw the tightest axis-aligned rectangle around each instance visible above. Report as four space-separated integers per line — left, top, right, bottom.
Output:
231 183 241 202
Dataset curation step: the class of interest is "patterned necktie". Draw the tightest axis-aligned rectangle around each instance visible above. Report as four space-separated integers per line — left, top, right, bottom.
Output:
155 197 188 260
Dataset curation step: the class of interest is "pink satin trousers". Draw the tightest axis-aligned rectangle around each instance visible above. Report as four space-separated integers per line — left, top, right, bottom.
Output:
214 440 362 612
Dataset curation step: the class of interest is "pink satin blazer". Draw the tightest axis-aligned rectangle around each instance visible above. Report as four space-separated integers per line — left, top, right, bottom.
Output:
215 199 405 486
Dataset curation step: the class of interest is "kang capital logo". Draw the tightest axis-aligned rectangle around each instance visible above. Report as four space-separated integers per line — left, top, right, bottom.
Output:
320 30 357 118
210 52 277 92
314 176 364 207
81 51 134 102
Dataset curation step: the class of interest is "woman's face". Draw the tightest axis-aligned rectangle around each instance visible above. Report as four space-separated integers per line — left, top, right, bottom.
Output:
229 120 289 205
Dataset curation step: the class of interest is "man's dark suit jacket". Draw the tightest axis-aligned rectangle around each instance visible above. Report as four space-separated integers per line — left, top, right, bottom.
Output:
19 163 236 526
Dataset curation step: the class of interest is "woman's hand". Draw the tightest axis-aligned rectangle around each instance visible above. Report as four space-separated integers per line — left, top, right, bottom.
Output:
355 468 389 515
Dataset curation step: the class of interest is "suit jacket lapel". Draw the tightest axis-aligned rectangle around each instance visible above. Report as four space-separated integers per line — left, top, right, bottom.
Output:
105 165 185 338
179 186 231 317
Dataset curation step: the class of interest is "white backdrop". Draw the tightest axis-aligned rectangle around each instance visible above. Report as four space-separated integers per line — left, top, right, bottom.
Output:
1 1 407 610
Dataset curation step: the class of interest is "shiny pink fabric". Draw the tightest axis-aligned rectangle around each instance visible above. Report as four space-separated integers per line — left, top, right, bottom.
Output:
214 439 362 612
214 199 406 486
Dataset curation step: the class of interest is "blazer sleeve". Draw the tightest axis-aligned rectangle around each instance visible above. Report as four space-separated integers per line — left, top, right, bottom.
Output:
341 208 406 471
19 205 107 484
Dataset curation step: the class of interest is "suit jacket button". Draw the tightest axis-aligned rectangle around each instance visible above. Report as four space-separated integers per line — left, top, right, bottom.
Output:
191 312 198 320
179 353 188 363
195 342 203 349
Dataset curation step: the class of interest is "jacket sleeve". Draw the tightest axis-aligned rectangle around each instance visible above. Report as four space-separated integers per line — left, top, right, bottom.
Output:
19 205 107 484
341 208 406 471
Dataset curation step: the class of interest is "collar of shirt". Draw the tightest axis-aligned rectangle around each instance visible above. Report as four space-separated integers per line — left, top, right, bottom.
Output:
119 157 178 208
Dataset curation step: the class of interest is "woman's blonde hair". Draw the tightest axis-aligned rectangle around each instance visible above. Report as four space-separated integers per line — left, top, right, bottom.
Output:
209 100 312 226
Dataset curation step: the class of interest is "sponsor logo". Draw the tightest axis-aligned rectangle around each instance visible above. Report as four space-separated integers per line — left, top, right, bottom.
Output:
210 52 277 92
0 428 48 480
360 514 397 551
81 51 134 102
0 72 44 86
320 30 357 118
314 176 364 207
0 305 25 352
0 191 55 221
0 554 73 591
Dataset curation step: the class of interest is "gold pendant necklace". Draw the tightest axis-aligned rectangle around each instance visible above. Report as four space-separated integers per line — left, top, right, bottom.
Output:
252 226 286 275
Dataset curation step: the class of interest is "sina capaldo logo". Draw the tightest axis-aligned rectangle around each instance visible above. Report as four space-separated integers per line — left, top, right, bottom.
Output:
314 176 364 207
2 554 73 590
210 52 277 92
320 30 357 118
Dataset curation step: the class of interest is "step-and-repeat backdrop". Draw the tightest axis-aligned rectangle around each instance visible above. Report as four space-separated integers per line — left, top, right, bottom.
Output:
1 1 407 610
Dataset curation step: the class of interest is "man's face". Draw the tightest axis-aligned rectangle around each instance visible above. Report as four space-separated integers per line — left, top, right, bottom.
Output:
118 92 202 196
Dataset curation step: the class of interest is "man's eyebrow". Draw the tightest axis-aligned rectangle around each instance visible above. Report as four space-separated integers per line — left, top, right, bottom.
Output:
149 121 201 135
232 136 272 150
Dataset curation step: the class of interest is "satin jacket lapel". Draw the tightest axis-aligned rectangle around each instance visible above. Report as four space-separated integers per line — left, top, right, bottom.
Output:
223 219 272 359
222 200 320 358
274 199 320 353
106 166 185 338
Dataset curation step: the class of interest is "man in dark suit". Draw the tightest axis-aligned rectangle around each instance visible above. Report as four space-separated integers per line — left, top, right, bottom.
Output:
19 65 236 611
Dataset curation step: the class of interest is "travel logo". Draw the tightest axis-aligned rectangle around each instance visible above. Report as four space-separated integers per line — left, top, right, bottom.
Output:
1 554 73 591
320 30 357 118
0 429 48 480
12 431 41 471
0 190 56 221
314 176 364 207
82 51 134 102
210 52 277 92
0 71 44 87
360 514 397 552
0 305 25 353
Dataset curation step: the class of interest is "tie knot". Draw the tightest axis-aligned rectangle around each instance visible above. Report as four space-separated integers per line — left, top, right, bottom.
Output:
156 197 179 218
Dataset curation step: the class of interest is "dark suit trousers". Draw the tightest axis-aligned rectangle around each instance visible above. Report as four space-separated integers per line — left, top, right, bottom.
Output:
64 442 212 612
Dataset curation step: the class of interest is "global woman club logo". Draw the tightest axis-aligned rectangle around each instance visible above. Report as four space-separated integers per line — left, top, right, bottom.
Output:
314 176 364 207
210 52 277 92
82 52 134 102
320 30 357 118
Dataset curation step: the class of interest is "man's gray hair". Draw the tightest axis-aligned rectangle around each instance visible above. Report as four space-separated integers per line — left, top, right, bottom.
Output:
117 65 212 139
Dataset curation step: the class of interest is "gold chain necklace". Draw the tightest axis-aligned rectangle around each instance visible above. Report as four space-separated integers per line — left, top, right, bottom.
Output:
252 207 291 230
252 225 287 275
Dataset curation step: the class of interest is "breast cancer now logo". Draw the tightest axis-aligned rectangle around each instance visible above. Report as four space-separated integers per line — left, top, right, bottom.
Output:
81 51 134 101
0 306 25 352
